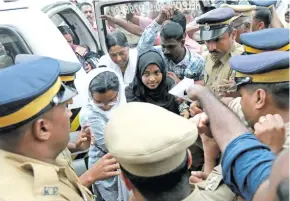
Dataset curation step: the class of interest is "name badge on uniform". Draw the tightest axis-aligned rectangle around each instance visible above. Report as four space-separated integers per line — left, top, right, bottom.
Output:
44 187 58 196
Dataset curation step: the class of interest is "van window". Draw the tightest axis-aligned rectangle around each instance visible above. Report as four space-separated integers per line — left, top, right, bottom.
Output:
0 27 31 69
50 9 98 53
99 0 203 47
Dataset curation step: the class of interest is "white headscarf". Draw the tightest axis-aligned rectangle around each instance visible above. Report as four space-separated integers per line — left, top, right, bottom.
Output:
83 67 126 116
97 48 138 87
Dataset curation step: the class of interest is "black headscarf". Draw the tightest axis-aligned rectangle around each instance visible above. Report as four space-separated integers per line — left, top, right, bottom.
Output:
126 50 179 114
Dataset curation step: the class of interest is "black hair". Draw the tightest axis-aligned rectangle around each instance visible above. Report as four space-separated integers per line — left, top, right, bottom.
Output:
160 21 184 41
64 81 76 90
0 120 34 151
170 10 187 33
58 26 73 36
121 152 190 201
89 71 119 94
106 31 128 51
78 2 92 10
243 82 289 110
254 7 272 28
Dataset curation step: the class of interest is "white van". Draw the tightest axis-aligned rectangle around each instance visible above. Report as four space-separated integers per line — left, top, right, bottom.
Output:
0 0 209 176
0 0 105 176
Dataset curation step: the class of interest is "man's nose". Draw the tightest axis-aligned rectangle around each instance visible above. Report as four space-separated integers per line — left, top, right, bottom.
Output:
68 109 73 118
206 41 217 51
163 48 170 54
116 54 122 61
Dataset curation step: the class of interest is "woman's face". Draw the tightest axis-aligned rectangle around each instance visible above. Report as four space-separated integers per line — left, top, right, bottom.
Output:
108 45 129 68
64 33 73 44
92 90 118 111
141 64 163 89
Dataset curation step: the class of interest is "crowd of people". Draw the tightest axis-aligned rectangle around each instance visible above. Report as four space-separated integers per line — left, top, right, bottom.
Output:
0 0 289 201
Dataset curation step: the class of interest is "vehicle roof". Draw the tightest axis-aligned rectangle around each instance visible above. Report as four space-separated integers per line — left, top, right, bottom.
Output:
0 0 70 11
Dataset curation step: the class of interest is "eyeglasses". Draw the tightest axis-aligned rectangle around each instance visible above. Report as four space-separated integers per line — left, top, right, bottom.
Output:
93 101 117 108
92 93 118 108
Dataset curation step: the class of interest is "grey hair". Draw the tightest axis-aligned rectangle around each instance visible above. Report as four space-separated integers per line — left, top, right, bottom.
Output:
106 31 128 50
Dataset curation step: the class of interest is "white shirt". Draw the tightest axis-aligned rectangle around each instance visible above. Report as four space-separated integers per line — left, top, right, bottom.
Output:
98 48 138 87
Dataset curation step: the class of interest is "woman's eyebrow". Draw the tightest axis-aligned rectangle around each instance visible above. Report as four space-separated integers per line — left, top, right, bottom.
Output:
108 94 118 102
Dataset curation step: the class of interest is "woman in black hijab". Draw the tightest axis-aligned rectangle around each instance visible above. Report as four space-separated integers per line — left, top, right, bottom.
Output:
125 49 179 114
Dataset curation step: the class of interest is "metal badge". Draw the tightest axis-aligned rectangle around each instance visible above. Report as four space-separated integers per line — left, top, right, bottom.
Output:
204 23 210 31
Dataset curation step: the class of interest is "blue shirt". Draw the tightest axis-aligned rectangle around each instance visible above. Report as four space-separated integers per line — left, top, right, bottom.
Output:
222 133 276 201
137 20 205 80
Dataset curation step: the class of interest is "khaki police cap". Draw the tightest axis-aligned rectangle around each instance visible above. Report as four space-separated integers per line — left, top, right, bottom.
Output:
220 4 256 16
104 102 198 177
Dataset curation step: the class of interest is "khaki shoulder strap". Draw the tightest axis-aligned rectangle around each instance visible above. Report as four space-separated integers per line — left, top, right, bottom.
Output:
205 165 223 191
22 163 61 200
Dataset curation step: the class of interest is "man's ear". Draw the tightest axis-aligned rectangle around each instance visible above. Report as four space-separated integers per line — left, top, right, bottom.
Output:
121 172 134 191
187 149 193 169
258 21 265 30
254 89 267 110
231 29 237 41
31 118 52 141
181 38 185 46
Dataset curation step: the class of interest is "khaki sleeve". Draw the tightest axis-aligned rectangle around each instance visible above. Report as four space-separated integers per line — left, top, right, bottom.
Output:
193 165 237 201
228 98 248 126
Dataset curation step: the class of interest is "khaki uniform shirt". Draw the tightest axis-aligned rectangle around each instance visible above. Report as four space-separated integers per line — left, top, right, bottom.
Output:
186 165 240 201
204 42 244 95
228 97 251 131
58 147 74 170
0 149 93 201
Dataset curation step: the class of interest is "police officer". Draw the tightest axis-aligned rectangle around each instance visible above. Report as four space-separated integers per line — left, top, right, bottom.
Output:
186 52 289 201
248 0 284 30
196 7 244 96
220 4 256 43
248 0 277 7
14 54 90 169
224 51 289 200
0 58 93 200
217 27 289 97
225 28 289 119
104 102 206 201
240 28 290 54
188 28 290 201
229 51 289 147
14 55 120 191
190 50 289 201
